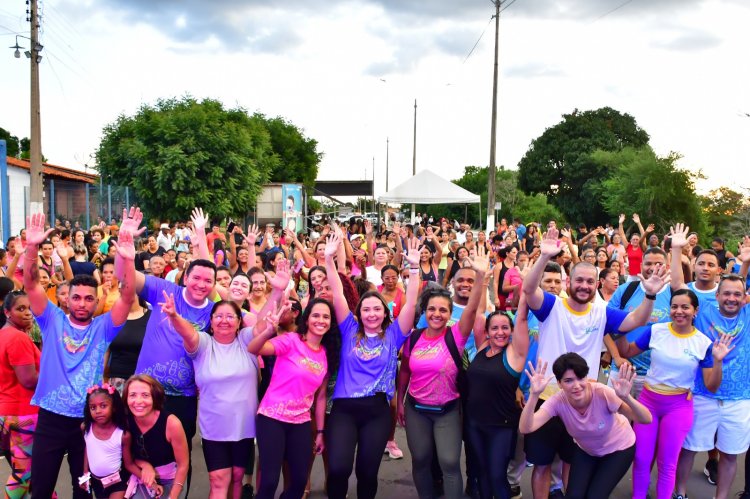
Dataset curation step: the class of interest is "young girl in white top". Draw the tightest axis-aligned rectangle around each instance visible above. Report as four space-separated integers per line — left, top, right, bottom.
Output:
80 383 132 498
616 289 733 499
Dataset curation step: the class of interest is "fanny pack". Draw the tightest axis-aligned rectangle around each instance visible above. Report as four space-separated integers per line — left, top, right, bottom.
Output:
407 394 459 415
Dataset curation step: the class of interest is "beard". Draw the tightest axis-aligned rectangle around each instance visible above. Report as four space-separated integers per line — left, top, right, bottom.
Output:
569 288 595 305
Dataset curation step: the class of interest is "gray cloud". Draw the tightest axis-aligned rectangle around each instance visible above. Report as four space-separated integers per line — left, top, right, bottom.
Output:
504 63 565 79
650 30 723 51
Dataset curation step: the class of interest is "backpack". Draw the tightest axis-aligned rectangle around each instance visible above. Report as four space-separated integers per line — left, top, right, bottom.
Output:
408 327 468 397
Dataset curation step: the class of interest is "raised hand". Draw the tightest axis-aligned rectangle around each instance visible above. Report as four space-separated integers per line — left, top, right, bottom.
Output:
266 259 291 290
324 233 340 258
525 359 553 397
738 236 750 262
364 219 373 236
469 254 490 275
639 262 670 295
111 229 136 261
646 223 655 233
191 207 209 233
712 333 735 361
425 226 434 240
618 213 626 225
25 213 54 246
119 207 145 237
632 213 641 224
668 223 689 249
159 291 177 318
55 241 73 260
559 228 572 242
404 237 420 267
539 228 562 258
612 362 636 399
246 224 261 246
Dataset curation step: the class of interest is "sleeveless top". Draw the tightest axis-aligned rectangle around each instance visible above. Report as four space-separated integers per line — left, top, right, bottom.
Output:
420 263 437 283
377 285 404 319
466 347 521 427
84 427 124 477
128 411 175 467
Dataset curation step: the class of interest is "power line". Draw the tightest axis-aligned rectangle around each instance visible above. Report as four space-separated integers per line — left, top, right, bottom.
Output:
500 0 519 14
463 16 493 63
590 0 635 24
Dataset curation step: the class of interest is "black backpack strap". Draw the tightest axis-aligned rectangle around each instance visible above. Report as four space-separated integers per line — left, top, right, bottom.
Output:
443 326 464 372
408 328 425 355
619 281 641 310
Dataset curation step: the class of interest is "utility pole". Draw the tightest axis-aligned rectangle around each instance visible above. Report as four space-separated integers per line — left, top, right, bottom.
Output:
411 99 417 223
486 0 500 233
29 0 44 215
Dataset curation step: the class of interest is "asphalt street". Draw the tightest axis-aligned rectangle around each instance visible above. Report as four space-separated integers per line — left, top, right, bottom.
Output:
2 426 745 498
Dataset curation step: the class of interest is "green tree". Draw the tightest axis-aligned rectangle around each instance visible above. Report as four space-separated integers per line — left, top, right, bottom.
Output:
254 114 322 189
593 147 706 234
0 127 20 157
96 97 278 222
517 107 650 225
700 187 748 239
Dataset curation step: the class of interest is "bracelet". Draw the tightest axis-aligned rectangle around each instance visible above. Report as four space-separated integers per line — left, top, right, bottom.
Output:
644 293 656 300
174 482 184 488
316 429 325 434
409 269 419 275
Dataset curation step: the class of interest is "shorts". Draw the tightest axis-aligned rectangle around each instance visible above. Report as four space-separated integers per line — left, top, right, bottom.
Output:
523 399 576 465
202 438 255 472
682 396 750 455
91 469 129 498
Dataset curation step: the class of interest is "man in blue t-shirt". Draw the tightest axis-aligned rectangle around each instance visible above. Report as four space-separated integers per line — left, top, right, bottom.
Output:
25 212 135 498
671 224 750 499
605 247 672 398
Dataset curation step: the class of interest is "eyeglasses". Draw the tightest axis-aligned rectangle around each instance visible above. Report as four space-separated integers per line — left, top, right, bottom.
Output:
136 434 149 459
213 314 239 322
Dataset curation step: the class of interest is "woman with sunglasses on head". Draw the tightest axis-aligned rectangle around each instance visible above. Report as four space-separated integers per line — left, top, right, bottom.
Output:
323 231 421 499
399 256 488 499
464 293 530 499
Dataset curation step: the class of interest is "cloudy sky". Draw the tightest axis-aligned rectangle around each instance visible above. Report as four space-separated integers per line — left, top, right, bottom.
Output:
2 0 749 199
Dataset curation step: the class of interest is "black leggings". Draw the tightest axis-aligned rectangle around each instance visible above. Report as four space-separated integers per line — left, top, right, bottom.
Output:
565 444 635 499
745 443 750 491
465 419 516 499
326 394 391 499
256 415 312 499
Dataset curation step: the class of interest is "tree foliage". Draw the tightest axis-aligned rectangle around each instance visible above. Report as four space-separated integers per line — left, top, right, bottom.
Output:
700 187 748 239
255 114 322 189
0 127 31 158
517 107 650 225
96 97 278 222
593 147 706 235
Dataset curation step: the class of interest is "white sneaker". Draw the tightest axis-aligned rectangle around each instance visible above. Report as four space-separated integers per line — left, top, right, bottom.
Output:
385 440 403 459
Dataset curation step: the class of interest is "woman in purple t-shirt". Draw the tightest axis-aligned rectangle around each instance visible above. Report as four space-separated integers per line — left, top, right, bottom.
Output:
520 353 652 499
323 231 421 499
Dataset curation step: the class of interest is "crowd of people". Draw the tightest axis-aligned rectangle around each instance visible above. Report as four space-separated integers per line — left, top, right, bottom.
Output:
0 208 749 499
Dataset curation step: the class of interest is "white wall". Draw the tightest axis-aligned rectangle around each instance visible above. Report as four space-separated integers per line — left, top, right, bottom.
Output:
7 166 30 238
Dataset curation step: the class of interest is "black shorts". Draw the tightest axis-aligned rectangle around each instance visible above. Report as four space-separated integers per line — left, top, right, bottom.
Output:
524 399 576 465
91 469 129 498
202 438 255 472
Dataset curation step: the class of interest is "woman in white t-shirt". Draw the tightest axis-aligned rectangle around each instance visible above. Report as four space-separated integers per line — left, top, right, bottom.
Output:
615 289 734 499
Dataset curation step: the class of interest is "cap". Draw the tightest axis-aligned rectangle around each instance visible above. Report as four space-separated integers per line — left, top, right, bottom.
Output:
160 223 169 229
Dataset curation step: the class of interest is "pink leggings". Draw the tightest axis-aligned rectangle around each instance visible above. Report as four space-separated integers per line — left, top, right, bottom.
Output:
632 388 693 499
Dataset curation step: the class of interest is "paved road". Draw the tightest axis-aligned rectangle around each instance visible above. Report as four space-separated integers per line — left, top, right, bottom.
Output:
2 426 745 498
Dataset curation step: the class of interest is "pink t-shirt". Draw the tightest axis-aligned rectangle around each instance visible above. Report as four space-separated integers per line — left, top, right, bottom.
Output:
504 267 523 306
540 381 635 457
257 333 327 424
406 323 467 405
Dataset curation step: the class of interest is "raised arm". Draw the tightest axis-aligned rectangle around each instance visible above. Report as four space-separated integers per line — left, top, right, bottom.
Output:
617 265 670 332
458 255 488 337
519 360 555 434
23 213 54 316
246 304 286 355
333 224 347 274
396 237 422 335
668 223 689 291
323 233 350 324
117 207 147 293
508 293 530 363
110 228 137 327
392 223 404 268
159 291 200 352
227 226 240 272
425 226 442 266
737 236 750 280
245 225 262 270
522 228 561 310
632 213 646 237
703 333 734 392
617 213 626 241
560 228 580 264
189 208 211 261
286 227 315 269
55 241 74 282
611 363 652 423
641 223 655 251
364 220 375 264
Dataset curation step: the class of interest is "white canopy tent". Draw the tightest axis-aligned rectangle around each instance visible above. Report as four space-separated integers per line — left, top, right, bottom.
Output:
379 170 480 204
